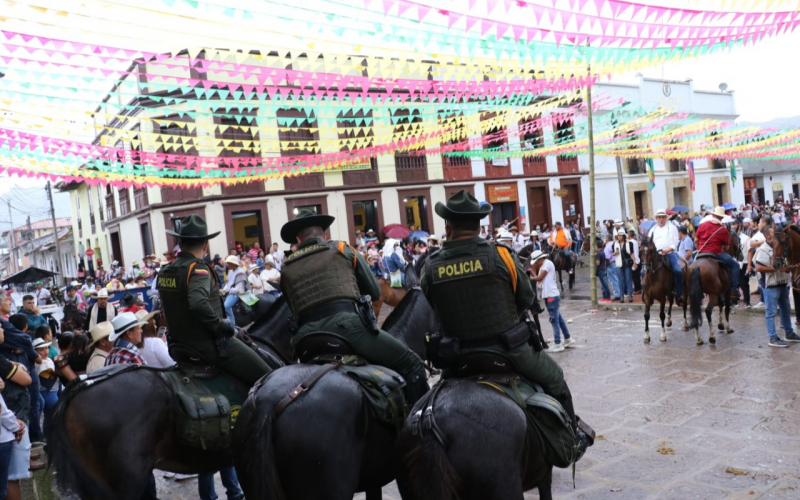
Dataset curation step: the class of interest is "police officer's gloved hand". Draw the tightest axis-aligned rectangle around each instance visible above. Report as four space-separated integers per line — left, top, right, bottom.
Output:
215 320 236 339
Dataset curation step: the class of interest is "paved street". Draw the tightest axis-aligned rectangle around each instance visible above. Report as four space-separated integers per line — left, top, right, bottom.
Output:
46 276 800 499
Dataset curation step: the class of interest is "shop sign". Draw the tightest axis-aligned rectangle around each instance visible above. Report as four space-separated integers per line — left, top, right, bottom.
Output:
487 185 517 203
491 157 509 166
328 162 372 172
553 188 569 197
773 183 783 191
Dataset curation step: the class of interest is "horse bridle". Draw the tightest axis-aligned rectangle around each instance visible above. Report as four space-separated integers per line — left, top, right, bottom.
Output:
639 240 664 276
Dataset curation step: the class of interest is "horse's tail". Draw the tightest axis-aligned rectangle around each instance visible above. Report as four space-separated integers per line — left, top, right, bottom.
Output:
232 393 283 500
397 424 460 499
46 386 113 499
688 267 703 329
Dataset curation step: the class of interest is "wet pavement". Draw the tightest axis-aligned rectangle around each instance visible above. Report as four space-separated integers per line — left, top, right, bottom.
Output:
38 274 800 499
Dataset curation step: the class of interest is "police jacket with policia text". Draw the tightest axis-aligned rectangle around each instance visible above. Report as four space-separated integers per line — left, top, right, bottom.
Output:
280 238 381 317
421 237 534 341
156 252 225 344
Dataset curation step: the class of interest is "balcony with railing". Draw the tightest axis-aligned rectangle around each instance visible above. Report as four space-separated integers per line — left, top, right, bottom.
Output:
395 152 428 183
106 194 116 220
442 154 472 181
556 155 579 174
119 189 130 216
134 187 149 210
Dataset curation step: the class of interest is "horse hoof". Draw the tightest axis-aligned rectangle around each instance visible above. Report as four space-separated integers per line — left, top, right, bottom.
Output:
717 324 725 331
666 320 673 328
660 337 667 342
644 338 650 344
697 340 704 345
727 329 734 334
709 337 716 345
681 326 688 332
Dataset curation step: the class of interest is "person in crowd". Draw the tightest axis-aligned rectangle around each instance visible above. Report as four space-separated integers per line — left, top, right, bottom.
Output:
364 229 378 245
33 337 57 436
119 293 143 314
613 230 636 304
496 231 514 248
255 251 266 272
222 256 247 325
83 288 118 332
247 264 263 294
247 243 260 263
510 226 525 253
604 234 619 301
696 206 740 301
158 215 270 385
17 296 47 332
573 223 585 254
86 322 114 374
212 255 227 289
137 310 174 368
648 209 682 304
731 220 751 308
412 240 428 262
529 230 542 251
105 313 147 366
478 226 489 239
383 239 406 287
33 326 57 361
270 242 284 271
63 284 85 311
54 333 90 385
754 227 800 347
747 215 769 309
280 208 428 405
627 229 641 294
125 261 142 282
427 235 442 250
530 249 575 353
198 467 244 500
32 282 50 307
259 258 282 298
0 287 40 498
596 240 611 303
677 226 695 264
4 313 43 449
0 372 26 500
549 222 574 275
367 253 384 279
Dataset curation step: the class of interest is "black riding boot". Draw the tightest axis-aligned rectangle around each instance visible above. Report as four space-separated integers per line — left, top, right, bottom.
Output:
553 383 595 462
403 375 431 406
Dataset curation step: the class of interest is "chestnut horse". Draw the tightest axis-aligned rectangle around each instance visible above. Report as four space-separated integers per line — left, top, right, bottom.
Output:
373 262 418 318
639 237 686 343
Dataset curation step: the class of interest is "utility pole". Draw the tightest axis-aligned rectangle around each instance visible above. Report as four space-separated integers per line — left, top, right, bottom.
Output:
6 200 16 274
615 156 627 221
46 181 64 287
586 74 597 309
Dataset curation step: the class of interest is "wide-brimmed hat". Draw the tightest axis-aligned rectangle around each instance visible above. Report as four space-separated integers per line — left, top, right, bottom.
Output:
120 292 136 308
497 231 513 241
249 264 260 272
132 260 142 267
617 229 627 236
135 309 160 324
70 281 80 287
92 288 110 299
743 217 752 223
434 190 492 221
613 219 623 225
366 229 375 234
280 209 335 244
531 230 539 236
110 312 146 342
33 338 51 349
427 235 442 243
655 208 668 217
165 214 221 240
711 206 726 218
225 255 241 267
89 321 114 346
530 250 547 263
145 254 157 260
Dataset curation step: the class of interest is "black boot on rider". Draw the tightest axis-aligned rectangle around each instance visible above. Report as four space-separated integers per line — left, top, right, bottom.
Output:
555 385 595 462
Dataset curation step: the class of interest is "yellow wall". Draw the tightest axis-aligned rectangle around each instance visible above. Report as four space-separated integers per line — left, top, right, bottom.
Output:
404 198 422 228
232 215 260 247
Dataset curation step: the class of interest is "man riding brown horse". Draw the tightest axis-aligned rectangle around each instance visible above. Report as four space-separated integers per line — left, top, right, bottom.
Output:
695 206 740 300
647 208 684 305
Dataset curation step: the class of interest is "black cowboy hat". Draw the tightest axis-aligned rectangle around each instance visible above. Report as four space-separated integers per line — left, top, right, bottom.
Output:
165 214 220 240
280 209 335 244
434 190 492 221
120 292 136 308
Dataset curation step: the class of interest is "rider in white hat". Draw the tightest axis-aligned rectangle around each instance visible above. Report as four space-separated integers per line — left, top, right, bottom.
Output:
695 206 740 299
83 287 118 332
648 208 683 302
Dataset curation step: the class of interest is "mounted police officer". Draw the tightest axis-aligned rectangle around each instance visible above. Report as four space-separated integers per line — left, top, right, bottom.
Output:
420 190 593 459
279 209 429 405
157 215 270 385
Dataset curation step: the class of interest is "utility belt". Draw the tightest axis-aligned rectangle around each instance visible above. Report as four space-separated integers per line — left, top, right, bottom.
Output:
288 296 378 334
427 320 543 370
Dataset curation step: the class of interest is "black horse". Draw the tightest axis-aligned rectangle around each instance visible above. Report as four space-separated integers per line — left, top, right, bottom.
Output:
46 296 293 500
232 287 437 500
394 379 554 499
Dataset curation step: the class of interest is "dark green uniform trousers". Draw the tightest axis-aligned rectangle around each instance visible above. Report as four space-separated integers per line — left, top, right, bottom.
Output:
293 312 429 404
190 337 271 386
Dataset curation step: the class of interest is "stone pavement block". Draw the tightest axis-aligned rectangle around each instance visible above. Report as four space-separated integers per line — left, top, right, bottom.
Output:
603 381 684 404
659 370 713 385
592 448 717 486
612 403 701 426
661 386 733 411
720 397 780 413
657 481 730 500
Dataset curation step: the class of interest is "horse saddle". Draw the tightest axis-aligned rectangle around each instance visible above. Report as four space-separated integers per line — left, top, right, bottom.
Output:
232 293 278 327
696 252 721 261
278 332 409 430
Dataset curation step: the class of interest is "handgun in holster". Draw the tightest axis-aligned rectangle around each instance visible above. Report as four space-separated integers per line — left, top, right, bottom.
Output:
358 295 380 333
215 335 229 358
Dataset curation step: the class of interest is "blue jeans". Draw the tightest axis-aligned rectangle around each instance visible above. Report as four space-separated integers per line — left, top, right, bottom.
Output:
618 265 633 299
607 263 619 299
715 252 740 291
597 269 611 299
223 294 239 325
544 296 570 344
666 252 683 296
40 390 58 436
27 377 42 442
0 440 12 499
764 285 793 341
198 467 244 500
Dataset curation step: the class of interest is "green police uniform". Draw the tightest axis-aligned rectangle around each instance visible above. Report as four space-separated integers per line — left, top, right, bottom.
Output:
421 236 565 395
279 210 429 405
157 215 270 385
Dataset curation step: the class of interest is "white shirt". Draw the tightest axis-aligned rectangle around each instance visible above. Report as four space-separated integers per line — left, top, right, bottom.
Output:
614 240 639 268
35 288 51 306
270 250 284 271
737 233 751 264
259 268 281 292
511 233 525 253
140 337 175 368
648 223 679 252
539 259 560 299
224 268 247 294
247 273 263 292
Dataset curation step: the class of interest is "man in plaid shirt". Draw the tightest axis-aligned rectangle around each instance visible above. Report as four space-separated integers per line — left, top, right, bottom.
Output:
105 312 147 366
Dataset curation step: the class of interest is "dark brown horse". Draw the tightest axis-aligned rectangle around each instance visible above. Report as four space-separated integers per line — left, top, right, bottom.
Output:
774 225 800 288
686 229 738 345
46 297 294 500
639 237 685 343
60 302 87 334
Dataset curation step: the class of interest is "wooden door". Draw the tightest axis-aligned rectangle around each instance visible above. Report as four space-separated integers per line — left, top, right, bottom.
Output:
527 185 551 229
634 191 645 220
560 184 581 226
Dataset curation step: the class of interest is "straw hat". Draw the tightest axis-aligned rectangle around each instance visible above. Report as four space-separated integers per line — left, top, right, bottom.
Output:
530 250 547 263
89 321 114 347
135 309 160 324
110 313 146 342
225 255 241 267
92 288 110 299
711 206 726 218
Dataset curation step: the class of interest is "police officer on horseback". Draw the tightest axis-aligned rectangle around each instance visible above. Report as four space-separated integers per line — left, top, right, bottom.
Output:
648 208 683 303
279 209 429 405
421 190 593 460
157 215 270 385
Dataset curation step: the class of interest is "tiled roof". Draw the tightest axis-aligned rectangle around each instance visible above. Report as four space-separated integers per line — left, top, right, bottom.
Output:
2 217 71 236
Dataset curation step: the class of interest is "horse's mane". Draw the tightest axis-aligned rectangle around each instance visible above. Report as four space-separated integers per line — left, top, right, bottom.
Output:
788 224 800 237
382 288 436 351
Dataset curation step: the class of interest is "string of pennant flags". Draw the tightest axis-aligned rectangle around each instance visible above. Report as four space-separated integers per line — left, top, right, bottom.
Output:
2 0 800 187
